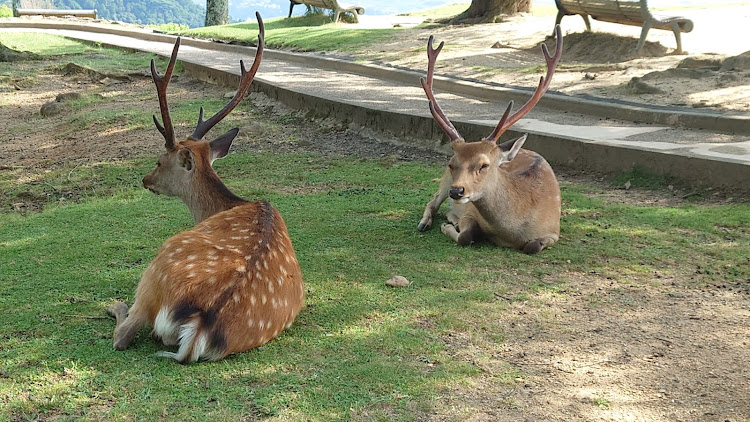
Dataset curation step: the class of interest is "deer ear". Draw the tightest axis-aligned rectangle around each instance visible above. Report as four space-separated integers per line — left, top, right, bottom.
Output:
499 133 528 164
178 148 194 171
209 128 240 164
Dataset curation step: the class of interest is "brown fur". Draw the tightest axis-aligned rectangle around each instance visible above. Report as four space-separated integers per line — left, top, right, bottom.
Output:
418 138 561 253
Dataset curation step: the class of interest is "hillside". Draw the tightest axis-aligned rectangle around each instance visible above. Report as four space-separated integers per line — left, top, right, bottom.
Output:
60 0 204 27
9 0 205 27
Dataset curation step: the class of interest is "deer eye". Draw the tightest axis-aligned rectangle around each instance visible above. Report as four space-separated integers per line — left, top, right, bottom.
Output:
480 163 489 171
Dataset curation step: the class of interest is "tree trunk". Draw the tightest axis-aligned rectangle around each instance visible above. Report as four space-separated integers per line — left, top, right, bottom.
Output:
451 0 532 23
205 0 228 27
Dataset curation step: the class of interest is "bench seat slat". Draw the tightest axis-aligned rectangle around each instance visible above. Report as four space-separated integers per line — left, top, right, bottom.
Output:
554 0 693 54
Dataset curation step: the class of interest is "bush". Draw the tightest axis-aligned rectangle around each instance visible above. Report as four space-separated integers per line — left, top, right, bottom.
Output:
0 4 13 17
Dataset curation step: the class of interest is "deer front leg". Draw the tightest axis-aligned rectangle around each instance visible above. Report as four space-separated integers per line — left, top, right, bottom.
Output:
108 302 144 351
441 218 481 247
418 170 452 232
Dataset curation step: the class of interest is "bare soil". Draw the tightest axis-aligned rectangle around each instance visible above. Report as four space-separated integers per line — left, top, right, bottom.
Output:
2 54 749 422
345 9 750 113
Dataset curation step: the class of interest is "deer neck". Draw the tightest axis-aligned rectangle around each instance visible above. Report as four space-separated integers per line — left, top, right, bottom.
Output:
471 174 516 227
185 172 247 223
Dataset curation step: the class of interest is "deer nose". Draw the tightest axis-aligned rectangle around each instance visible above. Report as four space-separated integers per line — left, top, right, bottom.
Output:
449 186 465 200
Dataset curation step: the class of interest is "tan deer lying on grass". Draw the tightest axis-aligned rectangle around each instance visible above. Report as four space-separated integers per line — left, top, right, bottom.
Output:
417 26 564 254
108 13 304 363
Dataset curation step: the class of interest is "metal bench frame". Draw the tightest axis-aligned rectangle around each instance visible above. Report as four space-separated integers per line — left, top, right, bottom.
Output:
288 0 364 23
554 0 694 54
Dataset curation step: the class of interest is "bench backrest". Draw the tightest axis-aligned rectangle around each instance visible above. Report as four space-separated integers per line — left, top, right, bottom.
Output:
294 0 341 10
557 0 646 26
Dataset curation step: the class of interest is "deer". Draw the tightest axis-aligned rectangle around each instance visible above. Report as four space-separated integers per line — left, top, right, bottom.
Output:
107 13 305 363
417 26 564 254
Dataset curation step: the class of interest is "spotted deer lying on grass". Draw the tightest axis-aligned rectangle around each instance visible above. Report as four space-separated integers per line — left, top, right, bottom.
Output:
108 13 304 363
417 26 564 254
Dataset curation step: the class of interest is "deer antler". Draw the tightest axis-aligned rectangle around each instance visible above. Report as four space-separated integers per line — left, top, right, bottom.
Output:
189 12 265 141
485 25 563 143
151 37 181 151
420 36 463 142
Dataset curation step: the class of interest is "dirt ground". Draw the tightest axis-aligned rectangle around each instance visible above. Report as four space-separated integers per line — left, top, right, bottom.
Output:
2 44 749 421
345 6 750 113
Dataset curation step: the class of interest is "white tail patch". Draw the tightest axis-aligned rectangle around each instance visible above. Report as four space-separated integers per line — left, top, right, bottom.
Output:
153 307 179 346
154 318 222 363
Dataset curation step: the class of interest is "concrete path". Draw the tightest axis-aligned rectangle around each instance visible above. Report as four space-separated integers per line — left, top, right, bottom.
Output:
2 19 749 190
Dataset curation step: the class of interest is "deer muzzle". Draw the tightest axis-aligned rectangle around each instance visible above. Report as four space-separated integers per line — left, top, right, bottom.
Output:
449 186 465 200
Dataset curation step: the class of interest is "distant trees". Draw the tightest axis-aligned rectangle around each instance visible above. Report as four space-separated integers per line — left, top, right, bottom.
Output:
52 0 205 27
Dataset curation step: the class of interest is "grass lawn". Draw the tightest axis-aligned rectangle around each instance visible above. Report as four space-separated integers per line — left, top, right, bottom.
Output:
2 143 749 420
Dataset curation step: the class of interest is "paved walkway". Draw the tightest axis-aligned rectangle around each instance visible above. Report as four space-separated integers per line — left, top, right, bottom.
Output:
2 19 749 190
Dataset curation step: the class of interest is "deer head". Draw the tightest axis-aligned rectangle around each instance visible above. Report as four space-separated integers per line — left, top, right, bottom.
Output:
421 25 562 203
142 13 265 221
417 26 563 254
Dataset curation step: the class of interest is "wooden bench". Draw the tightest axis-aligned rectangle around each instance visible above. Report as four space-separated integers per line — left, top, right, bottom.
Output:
288 0 364 23
553 0 694 54
16 8 97 18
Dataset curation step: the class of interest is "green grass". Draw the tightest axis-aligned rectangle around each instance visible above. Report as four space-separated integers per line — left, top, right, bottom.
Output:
181 15 399 52
2 147 749 420
0 32 175 70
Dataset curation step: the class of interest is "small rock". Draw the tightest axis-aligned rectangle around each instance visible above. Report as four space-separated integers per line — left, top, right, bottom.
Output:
676 55 722 70
627 77 663 94
584 73 597 80
720 55 750 71
40 101 67 117
385 275 411 288
55 92 82 102
491 41 509 48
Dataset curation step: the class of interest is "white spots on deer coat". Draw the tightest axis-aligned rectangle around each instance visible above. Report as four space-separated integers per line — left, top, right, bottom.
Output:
261 294 267 305
236 264 246 273
250 294 257 306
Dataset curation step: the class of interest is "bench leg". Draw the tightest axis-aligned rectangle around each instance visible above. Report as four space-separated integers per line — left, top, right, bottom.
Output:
670 22 685 54
582 14 591 32
333 9 340 22
552 11 564 37
635 21 652 55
